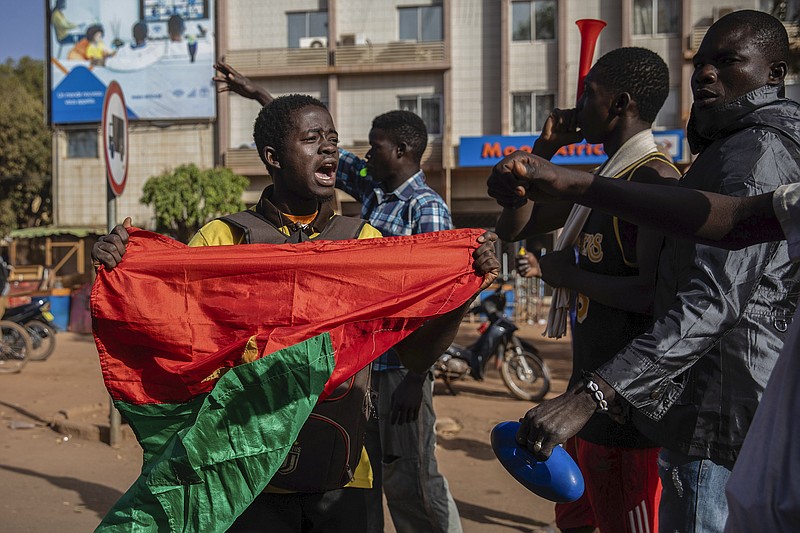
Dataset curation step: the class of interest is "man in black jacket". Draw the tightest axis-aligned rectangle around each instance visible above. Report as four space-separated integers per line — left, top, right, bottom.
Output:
489 10 800 533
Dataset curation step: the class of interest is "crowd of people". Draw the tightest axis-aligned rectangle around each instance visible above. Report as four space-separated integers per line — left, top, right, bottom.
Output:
92 8 799 533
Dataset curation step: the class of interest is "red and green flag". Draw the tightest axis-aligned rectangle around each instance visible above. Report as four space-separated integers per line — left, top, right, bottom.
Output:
92 228 484 531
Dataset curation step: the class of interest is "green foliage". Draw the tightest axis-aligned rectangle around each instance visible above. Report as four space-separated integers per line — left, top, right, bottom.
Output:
0 57 51 238
140 164 249 243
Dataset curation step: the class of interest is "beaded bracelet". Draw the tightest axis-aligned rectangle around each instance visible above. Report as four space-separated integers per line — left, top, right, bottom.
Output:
582 371 609 412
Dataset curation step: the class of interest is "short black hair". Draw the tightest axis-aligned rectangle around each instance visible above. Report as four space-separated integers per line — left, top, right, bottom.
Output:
253 94 328 165
133 21 148 43
590 47 670 124
167 14 185 37
712 10 789 64
371 110 428 164
86 24 104 41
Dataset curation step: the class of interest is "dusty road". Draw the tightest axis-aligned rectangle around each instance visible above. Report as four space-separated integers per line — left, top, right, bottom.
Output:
0 324 573 532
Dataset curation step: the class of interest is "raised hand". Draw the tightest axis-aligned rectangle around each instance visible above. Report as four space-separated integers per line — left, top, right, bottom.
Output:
534 108 584 159
516 252 541 278
212 61 272 106
474 231 500 290
92 217 132 270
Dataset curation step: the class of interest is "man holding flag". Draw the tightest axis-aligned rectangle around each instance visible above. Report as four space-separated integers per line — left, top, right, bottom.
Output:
91 94 499 532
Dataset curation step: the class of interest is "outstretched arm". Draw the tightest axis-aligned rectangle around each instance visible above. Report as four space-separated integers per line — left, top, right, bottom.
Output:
494 151 784 248
213 61 273 106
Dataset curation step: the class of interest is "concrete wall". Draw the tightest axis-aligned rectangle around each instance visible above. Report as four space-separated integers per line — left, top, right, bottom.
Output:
54 123 215 229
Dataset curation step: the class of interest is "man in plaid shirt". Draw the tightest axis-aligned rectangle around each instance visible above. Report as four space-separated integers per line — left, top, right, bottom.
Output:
337 111 461 533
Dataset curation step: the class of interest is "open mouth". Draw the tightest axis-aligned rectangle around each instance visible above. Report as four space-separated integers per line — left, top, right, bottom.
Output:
314 161 337 184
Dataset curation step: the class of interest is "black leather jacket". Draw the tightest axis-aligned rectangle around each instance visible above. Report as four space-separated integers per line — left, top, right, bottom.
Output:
597 86 800 466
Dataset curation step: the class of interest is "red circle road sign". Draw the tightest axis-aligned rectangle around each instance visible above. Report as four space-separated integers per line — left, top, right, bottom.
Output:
102 81 129 197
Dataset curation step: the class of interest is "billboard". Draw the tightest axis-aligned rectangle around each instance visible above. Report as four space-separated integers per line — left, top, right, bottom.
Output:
48 0 216 124
458 130 686 167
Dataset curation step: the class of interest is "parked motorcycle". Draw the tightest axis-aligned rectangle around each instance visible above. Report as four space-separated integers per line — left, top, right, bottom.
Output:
0 320 32 373
3 298 58 361
434 284 551 401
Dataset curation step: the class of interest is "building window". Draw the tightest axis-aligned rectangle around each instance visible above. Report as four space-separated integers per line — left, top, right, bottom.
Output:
398 95 442 135
633 0 679 36
762 0 800 21
398 5 443 42
287 11 328 48
511 1 556 42
66 129 98 158
512 93 554 133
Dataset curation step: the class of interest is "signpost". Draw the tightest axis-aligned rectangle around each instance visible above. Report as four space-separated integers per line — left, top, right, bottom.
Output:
102 81 129 198
101 81 128 447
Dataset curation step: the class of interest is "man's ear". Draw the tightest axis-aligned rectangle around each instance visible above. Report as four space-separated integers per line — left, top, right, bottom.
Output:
612 92 632 116
396 142 408 159
769 61 788 85
264 146 281 171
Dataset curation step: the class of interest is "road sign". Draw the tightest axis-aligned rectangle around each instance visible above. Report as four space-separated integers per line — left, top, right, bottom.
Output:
102 81 129 197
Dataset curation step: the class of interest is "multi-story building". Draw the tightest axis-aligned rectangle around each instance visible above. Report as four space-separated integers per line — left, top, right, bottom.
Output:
52 0 800 232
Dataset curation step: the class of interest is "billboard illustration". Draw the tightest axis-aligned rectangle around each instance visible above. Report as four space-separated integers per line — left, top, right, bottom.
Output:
48 0 216 124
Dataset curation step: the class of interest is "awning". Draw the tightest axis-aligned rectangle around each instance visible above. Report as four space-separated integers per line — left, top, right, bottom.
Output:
8 226 106 239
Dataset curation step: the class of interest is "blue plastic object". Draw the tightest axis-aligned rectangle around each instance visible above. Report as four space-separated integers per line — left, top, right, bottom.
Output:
491 421 584 503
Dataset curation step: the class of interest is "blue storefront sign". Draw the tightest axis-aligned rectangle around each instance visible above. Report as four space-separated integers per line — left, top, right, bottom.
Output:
458 130 685 167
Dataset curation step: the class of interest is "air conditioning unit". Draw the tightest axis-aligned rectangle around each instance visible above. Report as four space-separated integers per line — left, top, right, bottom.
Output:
299 36 328 48
339 33 367 46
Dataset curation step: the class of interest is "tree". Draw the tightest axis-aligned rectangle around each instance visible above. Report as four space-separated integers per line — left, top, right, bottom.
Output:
0 57 51 238
140 164 250 243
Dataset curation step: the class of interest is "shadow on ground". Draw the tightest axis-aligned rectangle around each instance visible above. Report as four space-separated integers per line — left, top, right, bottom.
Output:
438 434 496 461
456 498 551 532
0 464 123 519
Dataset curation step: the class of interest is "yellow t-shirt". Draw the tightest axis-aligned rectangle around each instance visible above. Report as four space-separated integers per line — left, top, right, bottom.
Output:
188 213 381 489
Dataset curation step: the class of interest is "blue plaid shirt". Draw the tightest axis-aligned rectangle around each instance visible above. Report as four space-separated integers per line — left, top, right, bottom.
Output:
337 148 453 370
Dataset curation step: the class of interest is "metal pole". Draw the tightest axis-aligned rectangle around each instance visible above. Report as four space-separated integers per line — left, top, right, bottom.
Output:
107 175 122 447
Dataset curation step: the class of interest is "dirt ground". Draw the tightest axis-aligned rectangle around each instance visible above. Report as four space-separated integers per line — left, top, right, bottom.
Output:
0 323 573 533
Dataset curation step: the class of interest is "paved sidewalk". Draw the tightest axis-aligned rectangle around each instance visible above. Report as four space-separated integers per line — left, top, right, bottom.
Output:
0 326 572 532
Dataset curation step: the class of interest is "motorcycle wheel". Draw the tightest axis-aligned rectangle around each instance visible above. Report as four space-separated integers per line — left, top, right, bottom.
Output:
501 347 551 402
25 320 57 361
0 320 32 374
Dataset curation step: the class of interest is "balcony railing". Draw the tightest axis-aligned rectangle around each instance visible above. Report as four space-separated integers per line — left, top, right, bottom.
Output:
224 41 447 76
225 47 329 72
336 41 445 67
224 140 444 176
689 22 799 51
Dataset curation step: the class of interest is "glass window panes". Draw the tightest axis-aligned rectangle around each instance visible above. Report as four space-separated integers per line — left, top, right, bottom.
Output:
399 8 417 40
512 2 532 41
761 0 800 20
534 1 556 40
656 0 679 34
512 1 556 41
535 94 554 131
420 6 443 42
634 0 678 35
66 129 98 158
287 11 328 48
397 96 442 135
513 93 554 133
399 6 442 42
513 94 532 133
420 97 441 134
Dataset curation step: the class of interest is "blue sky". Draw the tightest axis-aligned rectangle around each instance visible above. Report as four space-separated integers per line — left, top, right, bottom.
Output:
1 1 46 61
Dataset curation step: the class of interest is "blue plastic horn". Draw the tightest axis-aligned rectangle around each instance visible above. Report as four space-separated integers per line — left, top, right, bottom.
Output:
491 421 585 503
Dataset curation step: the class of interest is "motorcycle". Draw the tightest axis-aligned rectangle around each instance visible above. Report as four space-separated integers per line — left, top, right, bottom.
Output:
3 298 58 361
434 283 551 401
